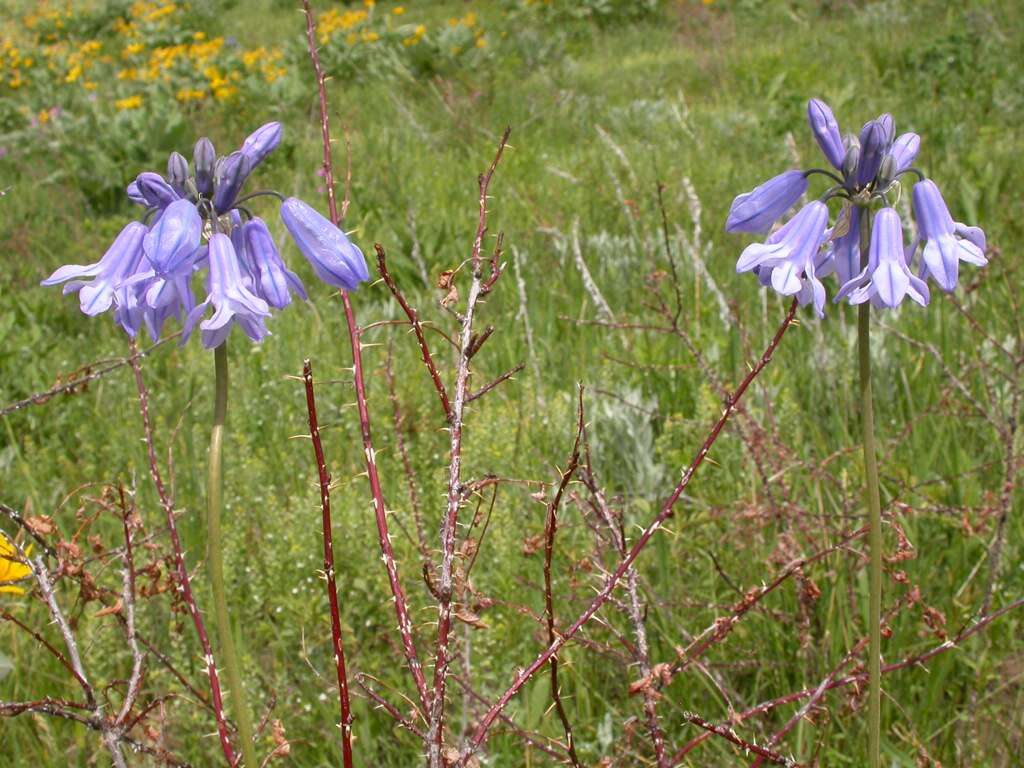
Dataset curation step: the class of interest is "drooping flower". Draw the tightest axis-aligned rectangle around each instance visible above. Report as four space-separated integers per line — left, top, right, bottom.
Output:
184 233 271 349
725 170 808 234
0 532 31 596
736 201 829 317
42 221 148 316
839 207 929 308
726 98 986 314
244 218 307 309
43 121 368 347
280 198 369 290
912 180 987 292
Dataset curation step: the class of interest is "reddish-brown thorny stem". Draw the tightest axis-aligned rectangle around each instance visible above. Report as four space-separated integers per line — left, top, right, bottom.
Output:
301 0 429 716
128 344 236 765
542 387 586 768
456 298 800 764
303 359 354 768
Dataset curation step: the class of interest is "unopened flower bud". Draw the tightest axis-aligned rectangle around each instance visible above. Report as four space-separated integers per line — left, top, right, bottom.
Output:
213 151 252 214
135 172 179 209
167 152 190 196
193 137 216 196
241 122 282 169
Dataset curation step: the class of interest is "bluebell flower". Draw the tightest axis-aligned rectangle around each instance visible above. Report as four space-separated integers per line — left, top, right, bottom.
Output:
184 233 271 349
212 151 252 214
726 98 986 314
193 137 216 197
136 172 180 210
240 122 282 169
912 180 987 292
280 198 369 290
838 207 929 308
726 170 808 234
43 121 368 347
244 218 307 309
807 99 845 169
888 133 920 174
42 222 147 316
736 201 829 317
856 120 888 189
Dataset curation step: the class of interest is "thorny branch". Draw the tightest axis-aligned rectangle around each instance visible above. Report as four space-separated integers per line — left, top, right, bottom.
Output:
302 0 430 717
129 343 237 765
541 386 586 768
456 298 801 765
428 126 512 768
302 359 354 768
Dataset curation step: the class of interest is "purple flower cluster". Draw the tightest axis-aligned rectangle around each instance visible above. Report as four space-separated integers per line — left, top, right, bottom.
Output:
726 99 986 316
42 123 369 348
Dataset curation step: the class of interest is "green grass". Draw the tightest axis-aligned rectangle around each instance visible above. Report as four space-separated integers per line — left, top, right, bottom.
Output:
2 0 1023 765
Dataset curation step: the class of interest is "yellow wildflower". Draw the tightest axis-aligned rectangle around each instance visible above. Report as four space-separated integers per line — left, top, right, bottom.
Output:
83 81 97 90
193 31 206 40
123 42 144 58
65 64 82 83
115 95 143 110
213 85 236 101
0 533 31 595
475 36 487 49
37 109 50 124
176 87 205 102
362 30 380 43
392 6 405 14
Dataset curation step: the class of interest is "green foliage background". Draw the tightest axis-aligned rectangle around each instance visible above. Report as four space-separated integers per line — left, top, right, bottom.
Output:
1 0 1022 765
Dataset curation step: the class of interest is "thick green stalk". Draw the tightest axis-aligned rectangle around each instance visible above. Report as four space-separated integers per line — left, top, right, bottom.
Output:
208 343 257 767
856 212 883 768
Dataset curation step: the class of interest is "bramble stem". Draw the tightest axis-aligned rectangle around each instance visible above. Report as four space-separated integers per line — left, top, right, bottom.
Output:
207 343 257 767
856 212 883 768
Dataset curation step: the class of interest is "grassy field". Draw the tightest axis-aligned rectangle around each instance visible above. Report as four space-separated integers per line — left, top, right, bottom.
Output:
2 0 1023 765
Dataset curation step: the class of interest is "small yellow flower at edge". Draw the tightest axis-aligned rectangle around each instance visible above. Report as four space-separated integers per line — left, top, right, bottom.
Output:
0 533 31 595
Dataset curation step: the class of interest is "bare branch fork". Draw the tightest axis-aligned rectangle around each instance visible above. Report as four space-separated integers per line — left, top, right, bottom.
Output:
456 298 801 765
301 0 430 718
428 126 512 768
303 359 354 768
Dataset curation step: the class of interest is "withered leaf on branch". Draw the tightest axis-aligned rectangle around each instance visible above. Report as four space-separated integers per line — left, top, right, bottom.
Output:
453 609 488 630
95 598 123 618
25 515 56 537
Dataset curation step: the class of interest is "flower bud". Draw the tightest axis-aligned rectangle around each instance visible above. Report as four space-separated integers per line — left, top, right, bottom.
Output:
240 122 282 169
280 197 369 291
126 180 147 206
888 133 920 175
806 99 845 170
212 151 252 214
167 152 190 196
193 137 216 196
135 172 180 209
725 169 807 234
856 120 887 188
875 155 896 190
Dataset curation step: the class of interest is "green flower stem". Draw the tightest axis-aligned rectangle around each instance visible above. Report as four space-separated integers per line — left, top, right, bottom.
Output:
857 211 883 768
208 343 257 767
